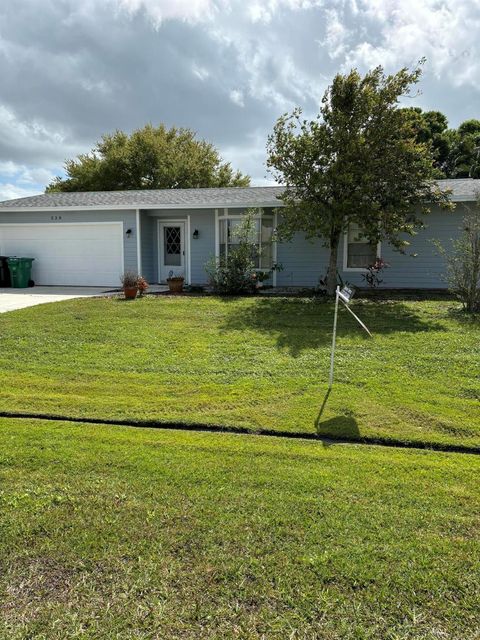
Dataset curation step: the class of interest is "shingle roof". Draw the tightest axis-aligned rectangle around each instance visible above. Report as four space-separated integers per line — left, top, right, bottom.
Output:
0 180 478 210
433 179 480 200
0 186 285 210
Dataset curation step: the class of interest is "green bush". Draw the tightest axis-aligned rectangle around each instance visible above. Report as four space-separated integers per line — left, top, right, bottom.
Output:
205 213 258 295
435 200 480 313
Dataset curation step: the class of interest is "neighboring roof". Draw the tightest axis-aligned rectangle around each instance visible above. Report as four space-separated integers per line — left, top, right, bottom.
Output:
0 186 285 211
433 178 480 201
0 179 478 211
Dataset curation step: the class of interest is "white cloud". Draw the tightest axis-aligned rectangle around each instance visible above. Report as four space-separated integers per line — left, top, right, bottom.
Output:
229 89 245 107
108 0 325 27
0 0 479 198
192 64 210 81
319 7 349 59
0 104 80 165
0 160 56 196
343 0 480 89
0 161 20 177
112 0 219 25
0 183 42 202
246 0 323 24
16 167 56 186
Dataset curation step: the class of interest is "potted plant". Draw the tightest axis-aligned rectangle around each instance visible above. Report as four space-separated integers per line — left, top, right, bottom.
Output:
252 270 271 289
120 271 139 299
167 275 185 293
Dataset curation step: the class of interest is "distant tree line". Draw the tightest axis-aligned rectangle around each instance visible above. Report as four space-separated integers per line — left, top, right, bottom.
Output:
46 108 479 194
401 108 480 179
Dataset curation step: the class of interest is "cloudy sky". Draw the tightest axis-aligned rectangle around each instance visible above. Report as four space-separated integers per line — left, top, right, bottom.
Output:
0 0 479 199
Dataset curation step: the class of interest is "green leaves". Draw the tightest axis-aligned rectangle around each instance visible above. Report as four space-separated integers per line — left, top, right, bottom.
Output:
267 64 453 293
46 124 250 192
402 110 480 179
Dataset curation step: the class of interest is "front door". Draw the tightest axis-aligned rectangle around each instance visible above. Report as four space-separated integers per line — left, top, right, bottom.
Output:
159 222 185 282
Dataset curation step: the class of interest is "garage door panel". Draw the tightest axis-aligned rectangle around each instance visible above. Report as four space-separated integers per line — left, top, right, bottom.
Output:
0 224 124 286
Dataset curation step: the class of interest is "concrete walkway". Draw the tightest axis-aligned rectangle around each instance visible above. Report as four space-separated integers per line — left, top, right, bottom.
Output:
0 286 114 313
0 285 170 313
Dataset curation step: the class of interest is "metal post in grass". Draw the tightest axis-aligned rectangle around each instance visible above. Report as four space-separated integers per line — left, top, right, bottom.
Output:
329 286 372 390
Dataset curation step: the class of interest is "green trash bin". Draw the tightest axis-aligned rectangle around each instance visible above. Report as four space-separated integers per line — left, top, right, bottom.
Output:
7 257 35 288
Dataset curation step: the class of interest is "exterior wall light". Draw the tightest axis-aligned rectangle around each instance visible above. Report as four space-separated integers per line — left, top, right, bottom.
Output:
193 229 199 239
126 228 132 237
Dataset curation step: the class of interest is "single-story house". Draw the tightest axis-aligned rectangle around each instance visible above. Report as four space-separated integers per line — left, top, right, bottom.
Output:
0 178 478 289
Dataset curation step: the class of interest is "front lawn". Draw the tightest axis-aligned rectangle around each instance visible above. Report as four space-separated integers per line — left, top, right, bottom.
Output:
1 418 478 639
0 296 478 449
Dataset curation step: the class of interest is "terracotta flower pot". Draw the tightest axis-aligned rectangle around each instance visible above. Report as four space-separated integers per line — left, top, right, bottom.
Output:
124 286 138 300
167 277 185 293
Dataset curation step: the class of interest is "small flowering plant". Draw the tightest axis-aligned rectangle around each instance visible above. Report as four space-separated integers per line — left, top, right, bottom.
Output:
137 276 149 296
362 258 390 288
251 270 271 283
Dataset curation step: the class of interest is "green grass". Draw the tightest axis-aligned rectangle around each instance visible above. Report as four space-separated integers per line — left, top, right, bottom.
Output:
0 295 478 449
1 418 479 639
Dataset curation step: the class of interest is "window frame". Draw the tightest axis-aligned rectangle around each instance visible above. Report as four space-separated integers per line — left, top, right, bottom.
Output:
342 223 381 272
216 208 276 272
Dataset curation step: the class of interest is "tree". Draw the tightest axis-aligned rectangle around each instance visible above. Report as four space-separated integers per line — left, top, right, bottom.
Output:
46 124 250 192
434 197 480 314
401 111 480 179
266 64 453 294
401 107 450 177
446 119 480 179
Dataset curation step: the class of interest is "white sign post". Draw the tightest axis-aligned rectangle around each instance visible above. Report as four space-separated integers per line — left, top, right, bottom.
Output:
329 285 372 390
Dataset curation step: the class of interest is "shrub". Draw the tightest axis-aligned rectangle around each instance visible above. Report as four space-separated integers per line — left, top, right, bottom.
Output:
205 213 258 295
120 271 140 288
362 258 390 288
434 203 480 313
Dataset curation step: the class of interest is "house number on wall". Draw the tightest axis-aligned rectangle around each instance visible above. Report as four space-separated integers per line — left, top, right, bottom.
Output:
50 215 62 220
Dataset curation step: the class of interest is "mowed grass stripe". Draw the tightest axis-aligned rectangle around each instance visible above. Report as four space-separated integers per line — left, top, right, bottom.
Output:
0 418 479 639
0 411 479 455
0 296 478 448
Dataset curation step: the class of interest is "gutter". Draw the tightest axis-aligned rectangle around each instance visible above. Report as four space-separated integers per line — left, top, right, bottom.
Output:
0 201 285 213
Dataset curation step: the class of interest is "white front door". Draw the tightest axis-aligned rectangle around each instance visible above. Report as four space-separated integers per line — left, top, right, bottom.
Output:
159 222 185 282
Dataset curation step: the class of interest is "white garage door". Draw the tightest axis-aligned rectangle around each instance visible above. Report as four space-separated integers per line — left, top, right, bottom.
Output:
0 223 124 286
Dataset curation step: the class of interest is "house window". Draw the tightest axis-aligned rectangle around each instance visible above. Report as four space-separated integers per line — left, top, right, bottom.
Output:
218 212 274 270
344 222 379 270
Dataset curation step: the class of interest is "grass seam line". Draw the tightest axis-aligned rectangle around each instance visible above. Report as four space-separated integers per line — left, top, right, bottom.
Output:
0 411 478 456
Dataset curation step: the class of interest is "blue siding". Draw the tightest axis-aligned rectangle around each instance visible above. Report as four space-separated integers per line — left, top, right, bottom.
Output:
276 233 329 287
189 210 216 284
0 208 138 273
276 205 467 289
139 212 155 281
341 206 463 289
1 202 470 289
144 208 216 284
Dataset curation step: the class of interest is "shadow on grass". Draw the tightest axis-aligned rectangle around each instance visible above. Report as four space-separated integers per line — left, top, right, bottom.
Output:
220 297 446 356
446 306 480 324
314 387 332 425
315 416 361 447
314 388 361 446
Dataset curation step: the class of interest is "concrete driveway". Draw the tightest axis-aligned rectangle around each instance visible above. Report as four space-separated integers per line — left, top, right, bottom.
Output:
0 286 116 313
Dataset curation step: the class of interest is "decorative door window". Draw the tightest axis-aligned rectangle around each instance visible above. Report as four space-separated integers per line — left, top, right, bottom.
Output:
164 226 182 266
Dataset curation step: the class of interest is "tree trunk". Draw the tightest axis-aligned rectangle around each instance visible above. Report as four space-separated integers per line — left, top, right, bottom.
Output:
326 235 340 296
